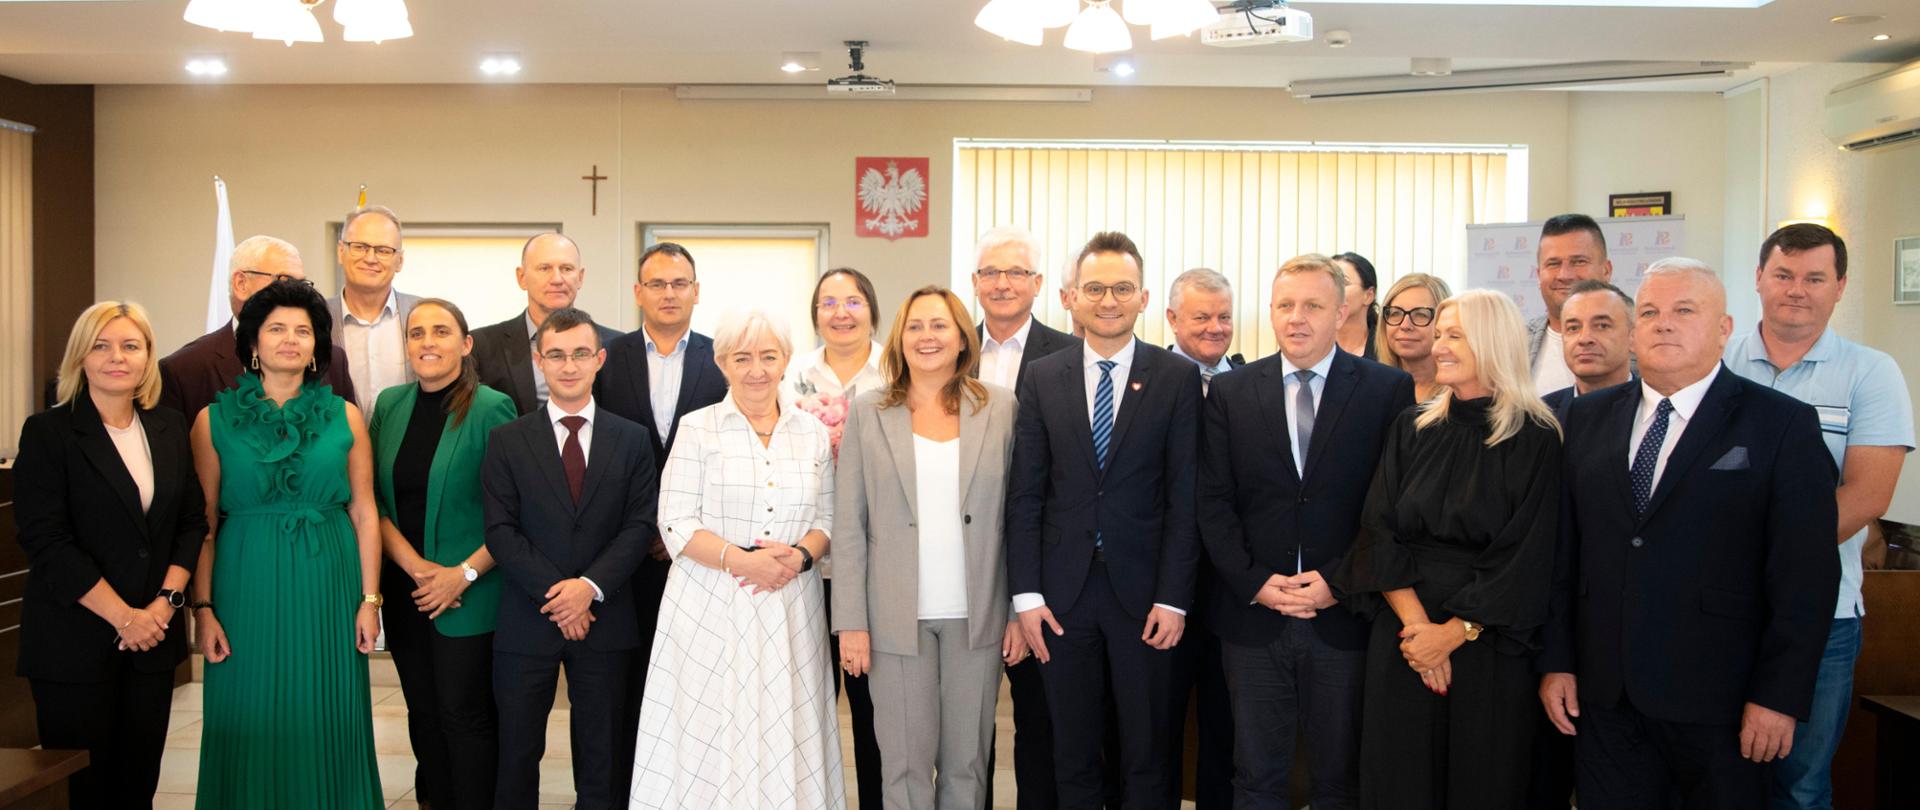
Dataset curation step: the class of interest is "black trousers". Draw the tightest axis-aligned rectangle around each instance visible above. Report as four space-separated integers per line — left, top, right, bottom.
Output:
1181 623 1236 810
987 657 1058 809
823 577 883 810
1526 703 1578 808
29 664 174 810
1220 619 1363 810
1575 697 1765 810
616 554 670 804
493 644 632 810
385 602 498 810
1040 562 1180 810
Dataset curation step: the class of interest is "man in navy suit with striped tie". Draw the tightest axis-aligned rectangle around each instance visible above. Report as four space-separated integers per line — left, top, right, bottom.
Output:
1007 231 1202 809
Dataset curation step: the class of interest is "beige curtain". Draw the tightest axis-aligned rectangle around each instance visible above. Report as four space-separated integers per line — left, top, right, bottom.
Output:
0 122 30 459
952 144 1508 361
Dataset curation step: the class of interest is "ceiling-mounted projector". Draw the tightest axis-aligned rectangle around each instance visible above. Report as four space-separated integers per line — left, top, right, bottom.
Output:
1203 2 1313 48
827 40 896 95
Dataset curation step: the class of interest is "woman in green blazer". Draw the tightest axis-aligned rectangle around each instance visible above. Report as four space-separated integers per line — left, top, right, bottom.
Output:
369 298 518 810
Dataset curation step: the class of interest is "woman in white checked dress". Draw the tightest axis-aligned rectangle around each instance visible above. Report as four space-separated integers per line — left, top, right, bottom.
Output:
631 310 846 810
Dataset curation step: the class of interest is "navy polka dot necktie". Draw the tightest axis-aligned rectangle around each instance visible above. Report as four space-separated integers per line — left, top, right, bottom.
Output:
1629 398 1674 514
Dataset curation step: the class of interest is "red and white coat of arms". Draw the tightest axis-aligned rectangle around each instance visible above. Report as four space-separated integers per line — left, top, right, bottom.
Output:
854 157 930 240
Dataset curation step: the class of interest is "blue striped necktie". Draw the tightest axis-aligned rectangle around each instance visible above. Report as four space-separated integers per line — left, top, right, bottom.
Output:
1092 360 1117 469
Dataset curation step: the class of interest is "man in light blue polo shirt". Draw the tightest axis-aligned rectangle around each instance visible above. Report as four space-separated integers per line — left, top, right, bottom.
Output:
1724 223 1914 810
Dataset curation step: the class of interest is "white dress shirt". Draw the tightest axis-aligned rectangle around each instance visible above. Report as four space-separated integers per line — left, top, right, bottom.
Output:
913 436 969 620
1532 327 1577 396
339 288 410 415
546 397 605 601
645 327 691 441
1628 364 1720 493
1170 342 1234 395
979 318 1034 392
1014 337 1184 617
1280 347 1336 478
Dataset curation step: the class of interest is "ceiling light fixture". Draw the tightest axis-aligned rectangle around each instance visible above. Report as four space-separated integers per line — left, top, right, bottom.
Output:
1872 33 1892 41
480 56 522 77
251 0 324 46
780 51 822 73
187 0 411 44
1410 57 1452 76
1829 15 1883 25
185 58 229 77
974 0 1220 53
335 0 412 43
182 0 258 33
1097 53 1137 77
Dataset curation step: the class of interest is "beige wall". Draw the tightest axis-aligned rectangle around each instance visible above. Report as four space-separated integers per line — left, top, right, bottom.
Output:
1567 90 1728 274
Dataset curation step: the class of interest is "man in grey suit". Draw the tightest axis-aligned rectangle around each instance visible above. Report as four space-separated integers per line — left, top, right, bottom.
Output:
327 204 419 416
1526 214 1613 397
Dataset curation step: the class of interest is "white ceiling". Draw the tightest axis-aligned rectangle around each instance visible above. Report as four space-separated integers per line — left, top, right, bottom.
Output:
0 0 1914 89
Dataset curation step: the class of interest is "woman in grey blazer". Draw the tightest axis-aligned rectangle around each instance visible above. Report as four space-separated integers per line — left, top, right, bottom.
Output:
833 286 1028 810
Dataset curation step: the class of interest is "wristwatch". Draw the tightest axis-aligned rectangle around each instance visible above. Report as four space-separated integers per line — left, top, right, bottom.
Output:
363 593 384 609
795 545 816 573
1461 620 1484 642
461 562 479 583
156 588 187 609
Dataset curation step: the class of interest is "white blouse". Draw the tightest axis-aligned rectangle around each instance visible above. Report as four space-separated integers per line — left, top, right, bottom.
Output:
657 395 836 558
912 435 968 620
105 413 154 512
782 340 886 405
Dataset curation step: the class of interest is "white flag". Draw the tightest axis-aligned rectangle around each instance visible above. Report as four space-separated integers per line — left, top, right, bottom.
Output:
204 177 235 332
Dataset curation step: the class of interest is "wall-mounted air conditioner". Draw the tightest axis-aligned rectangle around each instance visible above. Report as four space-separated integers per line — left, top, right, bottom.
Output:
1826 60 1920 153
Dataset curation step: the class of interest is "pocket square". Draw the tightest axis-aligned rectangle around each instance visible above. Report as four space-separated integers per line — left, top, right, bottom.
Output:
1710 446 1750 470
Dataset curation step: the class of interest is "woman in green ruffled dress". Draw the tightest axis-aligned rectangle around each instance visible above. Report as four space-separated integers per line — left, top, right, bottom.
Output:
187 279 384 809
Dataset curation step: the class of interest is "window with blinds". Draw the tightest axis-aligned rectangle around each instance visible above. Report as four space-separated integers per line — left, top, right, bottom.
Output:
1 121 32 459
950 141 1524 361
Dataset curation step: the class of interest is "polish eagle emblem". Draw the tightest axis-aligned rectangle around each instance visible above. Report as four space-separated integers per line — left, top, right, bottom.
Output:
856 159 929 240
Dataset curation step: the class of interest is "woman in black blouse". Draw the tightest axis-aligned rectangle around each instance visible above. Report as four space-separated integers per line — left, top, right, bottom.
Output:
13 302 206 809
1330 289 1562 809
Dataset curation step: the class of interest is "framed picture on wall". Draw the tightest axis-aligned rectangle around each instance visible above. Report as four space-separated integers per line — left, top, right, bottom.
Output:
1609 192 1672 217
1897 236 1920 305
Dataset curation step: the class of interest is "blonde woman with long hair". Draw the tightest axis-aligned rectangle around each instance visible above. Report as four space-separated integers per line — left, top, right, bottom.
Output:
1329 289 1563 809
1375 273 1455 402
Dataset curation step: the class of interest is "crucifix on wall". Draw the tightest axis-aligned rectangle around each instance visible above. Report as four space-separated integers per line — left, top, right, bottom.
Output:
582 164 608 215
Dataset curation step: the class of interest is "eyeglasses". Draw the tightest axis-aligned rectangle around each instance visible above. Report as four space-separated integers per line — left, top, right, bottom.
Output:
539 349 598 365
641 279 694 292
975 268 1036 283
1079 282 1139 303
817 298 867 313
240 269 314 287
1383 306 1436 327
341 241 400 260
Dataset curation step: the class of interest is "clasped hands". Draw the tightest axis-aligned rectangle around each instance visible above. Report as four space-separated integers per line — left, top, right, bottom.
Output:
113 598 175 652
1397 618 1465 695
541 578 598 641
407 562 471 619
1254 570 1337 618
731 540 803 595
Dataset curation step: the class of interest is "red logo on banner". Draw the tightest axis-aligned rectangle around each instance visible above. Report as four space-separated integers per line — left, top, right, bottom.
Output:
855 157 930 240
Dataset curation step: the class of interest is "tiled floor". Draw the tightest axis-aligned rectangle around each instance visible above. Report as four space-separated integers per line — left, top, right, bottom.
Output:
155 655 1067 809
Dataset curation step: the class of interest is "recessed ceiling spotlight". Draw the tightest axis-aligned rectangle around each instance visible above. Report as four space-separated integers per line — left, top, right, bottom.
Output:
780 51 822 73
479 55 521 77
1872 33 1892 41
1097 53 1137 77
1410 57 1452 76
185 57 229 77
1829 15 1884 25
1325 29 1353 48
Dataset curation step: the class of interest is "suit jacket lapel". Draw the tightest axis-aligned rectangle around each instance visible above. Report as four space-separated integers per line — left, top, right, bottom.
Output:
1060 352 1099 474
958 393 989 507
71 398 147 533
625 345 658 447
423 399 465 558
372 384 417 518
142 409 180 538
668 338 715 452
576 417 615 512
1639 370 1739 524
506 315 539 412
1103 346 1153 475
1254 362 1303 486
879 402 920 523
1301 352 1357 486
526 416 578 515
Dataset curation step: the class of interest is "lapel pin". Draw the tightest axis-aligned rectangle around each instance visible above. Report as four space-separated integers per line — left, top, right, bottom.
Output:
1130 381 1143 391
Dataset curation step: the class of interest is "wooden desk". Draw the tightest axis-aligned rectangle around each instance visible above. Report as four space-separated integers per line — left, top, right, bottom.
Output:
1861 696 1920 810
0 749 88 810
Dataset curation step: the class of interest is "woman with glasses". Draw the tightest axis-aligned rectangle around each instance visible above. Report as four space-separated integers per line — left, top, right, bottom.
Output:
781 266 886 808
190 279 384 808
1376 273 1455 403
1332 252 1381 361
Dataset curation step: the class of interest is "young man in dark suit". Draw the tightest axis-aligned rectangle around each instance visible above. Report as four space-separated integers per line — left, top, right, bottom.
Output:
483 307 656 810
1199 255 1414 810
1539 260 1839 810
594 241 729 802
1007 231 1201 810
470 232 623 415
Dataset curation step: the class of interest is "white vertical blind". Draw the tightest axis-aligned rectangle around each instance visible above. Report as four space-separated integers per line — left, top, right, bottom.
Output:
1 123 31 458
952 143 1512 361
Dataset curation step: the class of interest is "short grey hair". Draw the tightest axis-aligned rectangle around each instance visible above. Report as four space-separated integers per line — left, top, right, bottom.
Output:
1642 256 1725 308
712 308 793 360
974 225 1043 274
229 234 300 273
1168 268 1231 311
342 204 404 244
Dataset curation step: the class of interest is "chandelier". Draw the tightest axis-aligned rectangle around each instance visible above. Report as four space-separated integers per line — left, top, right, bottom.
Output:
974 0 1221 54
183 0 413 45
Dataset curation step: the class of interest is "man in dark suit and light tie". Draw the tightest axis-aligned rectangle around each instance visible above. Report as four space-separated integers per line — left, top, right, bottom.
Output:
594 241 730 801
483 307 656 809
1007 230 1201 810
970 225 1079 810
160 234 357 421
1199 255 1414 810
1540 279 1636 425
471 232 624 415
1539 259 1839 810
1164 267 1244 392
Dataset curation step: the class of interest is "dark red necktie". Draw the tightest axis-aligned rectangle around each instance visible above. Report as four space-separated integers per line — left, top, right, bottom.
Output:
560 415 587 504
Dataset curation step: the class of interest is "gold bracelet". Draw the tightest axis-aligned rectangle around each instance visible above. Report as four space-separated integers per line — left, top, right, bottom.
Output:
719 543 732 574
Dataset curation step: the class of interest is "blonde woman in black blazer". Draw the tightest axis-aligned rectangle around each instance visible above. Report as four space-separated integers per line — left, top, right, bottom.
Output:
13 301 207 809
833 286 1026 810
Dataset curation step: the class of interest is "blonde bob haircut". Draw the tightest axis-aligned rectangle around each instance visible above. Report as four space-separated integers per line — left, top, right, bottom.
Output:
55 301 163 410
1414 289 1560 445
1375 272 1455 373
878 286 988 415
